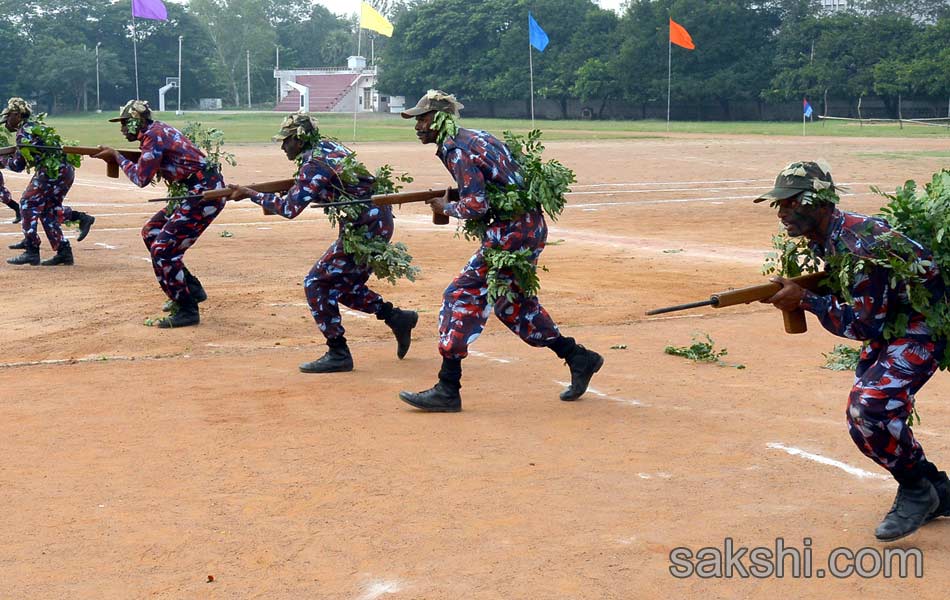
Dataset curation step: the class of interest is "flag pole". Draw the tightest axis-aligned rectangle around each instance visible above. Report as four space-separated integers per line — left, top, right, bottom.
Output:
131 2 140 99
666 37 671 132
802 108 805 137
353 3 361 142
529 34 535 127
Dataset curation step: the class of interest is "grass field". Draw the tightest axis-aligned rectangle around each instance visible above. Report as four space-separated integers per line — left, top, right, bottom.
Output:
33 111 950 147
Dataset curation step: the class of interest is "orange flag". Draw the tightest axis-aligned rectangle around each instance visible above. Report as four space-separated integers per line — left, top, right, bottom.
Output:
669 17 695 50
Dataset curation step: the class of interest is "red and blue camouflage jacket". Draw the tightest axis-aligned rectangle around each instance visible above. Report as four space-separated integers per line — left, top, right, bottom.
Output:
0 120 73 184
801 209 944 342
118 120 208 187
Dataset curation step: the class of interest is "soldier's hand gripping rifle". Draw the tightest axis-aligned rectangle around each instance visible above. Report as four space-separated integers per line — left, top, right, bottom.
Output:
0 145 142 178
646 271 828 334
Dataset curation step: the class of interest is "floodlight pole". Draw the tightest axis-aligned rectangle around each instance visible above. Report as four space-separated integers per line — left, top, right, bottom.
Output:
95 42 101 113
246 49 252 108
176 36 183 115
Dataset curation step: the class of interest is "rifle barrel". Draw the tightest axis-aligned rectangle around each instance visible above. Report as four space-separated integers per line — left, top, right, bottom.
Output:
645 299 717 316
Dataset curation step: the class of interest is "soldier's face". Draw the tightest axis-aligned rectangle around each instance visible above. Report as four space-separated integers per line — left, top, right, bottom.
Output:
282 136 305 160
4 112 22 132
120 120 137 142
774 194 822 237
414 112 437 145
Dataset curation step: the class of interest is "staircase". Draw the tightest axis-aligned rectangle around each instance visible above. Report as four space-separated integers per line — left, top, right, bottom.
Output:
274 74 357 112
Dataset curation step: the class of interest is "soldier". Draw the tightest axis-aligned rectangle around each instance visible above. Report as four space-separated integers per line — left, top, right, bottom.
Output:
227 113 418 372
759 161 950 541
0 97 95 265
397 90 603 412
93 100 224 328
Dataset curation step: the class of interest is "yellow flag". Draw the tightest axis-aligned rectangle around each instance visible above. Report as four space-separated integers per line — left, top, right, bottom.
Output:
361 2 393 37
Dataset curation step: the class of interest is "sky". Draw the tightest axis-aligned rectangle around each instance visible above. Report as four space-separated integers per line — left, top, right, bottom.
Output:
314 0 627 16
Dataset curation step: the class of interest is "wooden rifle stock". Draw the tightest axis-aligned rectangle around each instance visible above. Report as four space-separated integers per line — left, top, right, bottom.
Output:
0 145 142 178
646 271 828 334
371 188 458 225
62 146 142 179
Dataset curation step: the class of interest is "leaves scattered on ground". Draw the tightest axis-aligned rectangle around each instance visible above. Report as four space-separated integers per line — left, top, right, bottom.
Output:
219 230 234 238
664 333 745 369
822 344 861 371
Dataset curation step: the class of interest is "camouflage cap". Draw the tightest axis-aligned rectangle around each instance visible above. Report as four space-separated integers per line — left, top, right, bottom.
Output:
754 160 836 203
273 112 319 141
0 97 32 125
400 89 464 119
109 99 151 122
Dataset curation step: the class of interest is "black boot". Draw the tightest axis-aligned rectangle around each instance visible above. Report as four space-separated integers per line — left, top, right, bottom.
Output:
11 204 20 224
875 478 939 541
184 268 208 304
41 242 74 266
559 344 604 401
926 471 950 522
384 308 418 359
73 211 96 242
157 298 200 328
7 246 40 266
399 358 462 412
299 338 354 373
8 238 26 250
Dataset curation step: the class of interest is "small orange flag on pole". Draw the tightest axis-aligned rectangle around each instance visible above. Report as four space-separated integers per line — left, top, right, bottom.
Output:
669 17 695 50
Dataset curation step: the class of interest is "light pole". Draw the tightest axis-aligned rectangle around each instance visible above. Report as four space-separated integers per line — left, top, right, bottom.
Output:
275 45 280 105
95 42 101 113
246 49 251 108
176 35 183 115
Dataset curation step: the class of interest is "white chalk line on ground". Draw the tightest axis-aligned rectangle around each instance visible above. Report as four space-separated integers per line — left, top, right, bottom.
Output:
572 178 772 188
767 442 888 480
468 350 512 364
357 579 404 600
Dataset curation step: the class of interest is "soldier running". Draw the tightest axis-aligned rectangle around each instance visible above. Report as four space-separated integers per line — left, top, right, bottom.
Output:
93 100 225 328
0 97 95 266
227 113 418 372
397 90 603 412
759 161 950 541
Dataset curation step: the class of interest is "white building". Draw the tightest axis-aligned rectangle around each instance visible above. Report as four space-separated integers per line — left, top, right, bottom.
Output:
273 56 404 114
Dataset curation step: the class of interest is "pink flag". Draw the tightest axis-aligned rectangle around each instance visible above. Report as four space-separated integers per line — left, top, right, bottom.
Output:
132 0 168 21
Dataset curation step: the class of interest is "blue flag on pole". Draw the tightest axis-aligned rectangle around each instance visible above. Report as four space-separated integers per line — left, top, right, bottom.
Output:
529 13 549 52
803 98 813 118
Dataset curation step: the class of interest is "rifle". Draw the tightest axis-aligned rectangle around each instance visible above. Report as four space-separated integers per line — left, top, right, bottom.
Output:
0 145 142 178
146 178 296 202
361 188 457 225
646 271 829 334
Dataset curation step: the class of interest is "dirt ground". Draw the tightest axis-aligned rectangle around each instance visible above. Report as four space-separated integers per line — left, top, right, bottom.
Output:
1 133 949 598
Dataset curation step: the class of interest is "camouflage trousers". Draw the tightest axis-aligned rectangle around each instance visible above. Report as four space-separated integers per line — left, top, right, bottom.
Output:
20 168 75 251
304 236 391 341
439 213 561 359
847 337 940 480
0 177 14 211
141 171 225 303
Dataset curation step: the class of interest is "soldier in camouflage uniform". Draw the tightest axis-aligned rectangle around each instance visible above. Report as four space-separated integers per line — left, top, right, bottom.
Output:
760 161 950 541
0 97 95 266
397 91 603 412
227 113 418 372
94 100 225 328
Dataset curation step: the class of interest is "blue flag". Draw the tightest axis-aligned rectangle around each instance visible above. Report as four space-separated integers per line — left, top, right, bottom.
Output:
803 98 813 118
529 13 549 52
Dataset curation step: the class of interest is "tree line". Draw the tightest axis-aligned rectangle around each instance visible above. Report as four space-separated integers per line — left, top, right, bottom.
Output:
2 0 949 119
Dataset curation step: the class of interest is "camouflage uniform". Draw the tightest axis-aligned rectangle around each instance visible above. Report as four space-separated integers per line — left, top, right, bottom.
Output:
250 139 394 341
436 128 561 358
801 210 945 483
0 119 73 252
757 160 950 541
118 120 225 304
